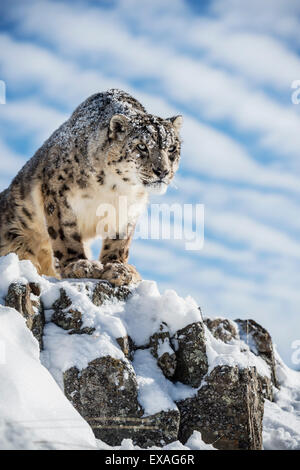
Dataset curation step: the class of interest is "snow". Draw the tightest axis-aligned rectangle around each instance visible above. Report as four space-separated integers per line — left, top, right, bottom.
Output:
157 337 175 358
41 325 125 390
0 253 44 300
0 305 97 450
122 281 202 344
133 349 196 415
263 349 300 450
204 324 271 378
0 253 299 449
40 278 205 383
133 349 177 415
96 431 215 451
185 431 216 450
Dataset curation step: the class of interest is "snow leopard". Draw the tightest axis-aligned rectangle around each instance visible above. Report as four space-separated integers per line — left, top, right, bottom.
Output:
0 89 182 285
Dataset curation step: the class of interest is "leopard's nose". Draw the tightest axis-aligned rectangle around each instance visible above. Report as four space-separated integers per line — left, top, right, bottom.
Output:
153 168 169 178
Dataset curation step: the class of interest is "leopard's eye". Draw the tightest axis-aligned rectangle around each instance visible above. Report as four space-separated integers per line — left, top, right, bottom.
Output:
137 143 147 152
168 145 177 153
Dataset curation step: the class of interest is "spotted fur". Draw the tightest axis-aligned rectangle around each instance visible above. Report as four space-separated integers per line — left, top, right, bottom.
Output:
0 89 182 284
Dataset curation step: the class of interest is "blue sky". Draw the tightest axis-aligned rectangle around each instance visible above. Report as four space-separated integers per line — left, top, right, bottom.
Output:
0 0 300 367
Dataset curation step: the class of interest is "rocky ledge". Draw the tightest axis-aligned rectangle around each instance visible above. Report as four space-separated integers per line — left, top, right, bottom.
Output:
6 277 279 450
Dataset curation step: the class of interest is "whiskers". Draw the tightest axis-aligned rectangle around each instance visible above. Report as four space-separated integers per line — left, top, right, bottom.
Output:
138 169 178 191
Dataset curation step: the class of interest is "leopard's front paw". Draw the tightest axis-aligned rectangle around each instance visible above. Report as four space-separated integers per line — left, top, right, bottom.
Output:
100 262 142 286
61 259 104 279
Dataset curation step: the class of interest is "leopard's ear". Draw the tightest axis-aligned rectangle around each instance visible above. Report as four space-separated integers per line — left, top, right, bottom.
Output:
167 115 183 132
109 114 129 141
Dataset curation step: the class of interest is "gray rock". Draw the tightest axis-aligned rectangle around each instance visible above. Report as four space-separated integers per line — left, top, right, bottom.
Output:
258 375 274 401
28 282 41 297
122 410 180 449
92 281 131 306
177 365 264 450
116 336 133 360
47 286 273 449
205 317 275 400
171 322 208 387
63 356 179 447
204 318 238 343
51 288 95 335
51 282 131 334
235 319 278 389
149 323 177 379
5 282 44 350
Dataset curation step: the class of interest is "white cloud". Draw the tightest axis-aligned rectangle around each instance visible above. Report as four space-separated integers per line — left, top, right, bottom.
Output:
0 98 67 144
174 176 300 233
0 139 26 176
4 0 300 162
188 25 300 90
114 0 300 90
1 33 300 193
207 210 300 258
211 0 300 44
162 176 300 260
181 116 300 192
0 34 128 107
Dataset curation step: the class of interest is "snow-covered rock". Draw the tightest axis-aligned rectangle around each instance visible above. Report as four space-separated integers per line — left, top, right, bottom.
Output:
0 305 97 450
0 253 299 450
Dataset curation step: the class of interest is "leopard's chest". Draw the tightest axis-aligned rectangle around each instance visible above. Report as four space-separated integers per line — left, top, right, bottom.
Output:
67 175 148 240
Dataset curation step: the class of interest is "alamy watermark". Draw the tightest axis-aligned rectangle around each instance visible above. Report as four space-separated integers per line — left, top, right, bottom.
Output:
291 80 300 104
0 80 6 104
96 197 205 251
291 340 300 366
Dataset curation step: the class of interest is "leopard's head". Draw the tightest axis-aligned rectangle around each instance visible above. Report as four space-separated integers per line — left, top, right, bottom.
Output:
108 113 182 194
